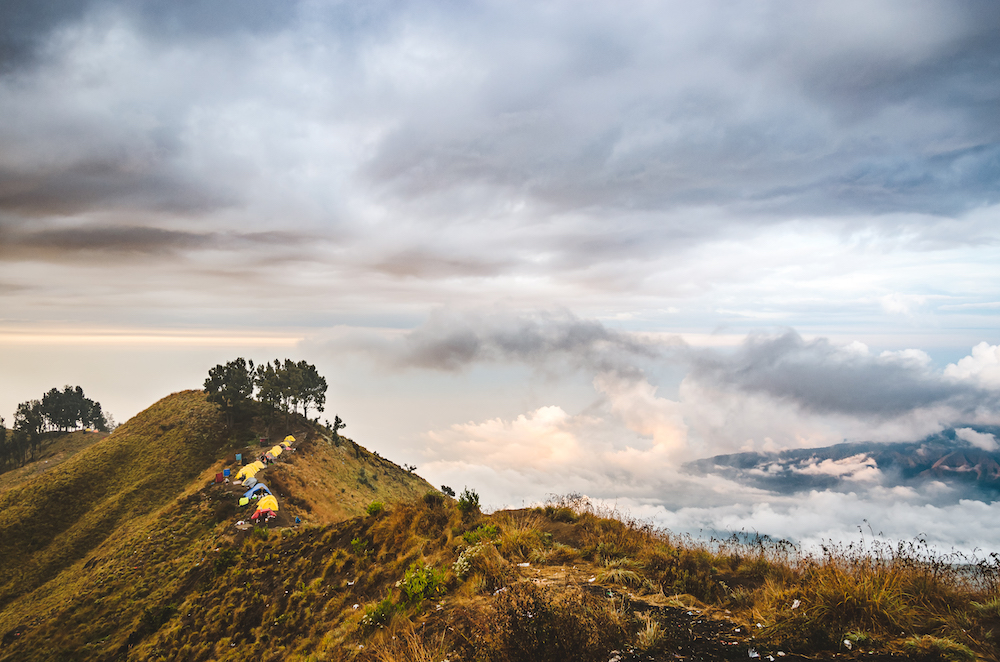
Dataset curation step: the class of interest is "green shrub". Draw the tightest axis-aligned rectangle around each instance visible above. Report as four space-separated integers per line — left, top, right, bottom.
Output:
901 635 976 661
463 523 500 545
213 548 239 576
423 490 445 508
541 506 578 523
351 537 369 557
399 562 445 605
458 487 480 515
360 596 396 630
366 501 385 517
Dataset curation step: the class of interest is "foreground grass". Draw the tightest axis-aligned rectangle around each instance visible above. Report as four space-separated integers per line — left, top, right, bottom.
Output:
126 495 1000 660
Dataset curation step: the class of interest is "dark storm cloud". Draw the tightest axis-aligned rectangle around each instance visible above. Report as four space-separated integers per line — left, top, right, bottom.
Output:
0 160 230 218
361 1 1000 220
0 0 302 71
689 331 984 419
345 309 662 375
0 225 306 257
2 0 999 272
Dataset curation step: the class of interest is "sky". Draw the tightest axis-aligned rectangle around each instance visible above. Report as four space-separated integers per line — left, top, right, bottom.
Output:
2 0 1000 551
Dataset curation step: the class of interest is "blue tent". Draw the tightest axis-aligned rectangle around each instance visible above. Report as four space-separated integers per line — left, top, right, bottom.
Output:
243 483 271 500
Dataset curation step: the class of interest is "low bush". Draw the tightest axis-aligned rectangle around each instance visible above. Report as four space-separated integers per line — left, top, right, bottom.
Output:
399 562 445 605
361 596 397 631
463 523 499 545
471 582 628 662
900 635 976 662
454 543 513 592
457 487 480 515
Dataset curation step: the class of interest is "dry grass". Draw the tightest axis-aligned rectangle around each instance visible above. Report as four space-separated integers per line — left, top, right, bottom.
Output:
370 623 450 662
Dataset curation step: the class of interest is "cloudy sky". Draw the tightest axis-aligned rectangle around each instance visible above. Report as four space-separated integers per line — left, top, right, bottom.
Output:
2 0 1000 550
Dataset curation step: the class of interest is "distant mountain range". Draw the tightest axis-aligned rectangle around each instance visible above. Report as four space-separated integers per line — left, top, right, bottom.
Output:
684 427 1000 499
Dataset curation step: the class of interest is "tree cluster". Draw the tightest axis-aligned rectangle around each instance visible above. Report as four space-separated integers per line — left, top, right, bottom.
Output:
203 358 329 426
0 385 108 470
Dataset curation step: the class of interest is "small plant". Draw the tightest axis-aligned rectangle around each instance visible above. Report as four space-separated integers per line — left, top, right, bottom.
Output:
351 537 369 557
844 630 877 649
900 635 975 661
463 523 500 545
441 485 456 497
358 468 374 488
454 542 513 593
423 490 445 508
366 501 385 517
531 542 581 565
457 487 480 515
251 526 269 540
598 560 644 588
399 562 445 605
635 613 664 652
213 548 239 576
360 596 396 630
403 463 417 473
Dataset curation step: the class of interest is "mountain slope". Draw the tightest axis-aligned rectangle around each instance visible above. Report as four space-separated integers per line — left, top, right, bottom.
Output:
0 430 109 497
0 390 434 661
0 390 226 610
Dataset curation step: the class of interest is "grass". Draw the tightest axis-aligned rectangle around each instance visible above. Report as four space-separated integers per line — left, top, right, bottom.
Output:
0 429 108 495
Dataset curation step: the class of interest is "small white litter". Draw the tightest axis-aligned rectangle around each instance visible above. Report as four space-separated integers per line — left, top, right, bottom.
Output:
791 599 801 609
517 562 530 567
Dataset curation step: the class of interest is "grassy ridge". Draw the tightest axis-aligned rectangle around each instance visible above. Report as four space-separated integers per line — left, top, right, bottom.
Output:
0 390 226 609
0 430 108 496
0 390 435 660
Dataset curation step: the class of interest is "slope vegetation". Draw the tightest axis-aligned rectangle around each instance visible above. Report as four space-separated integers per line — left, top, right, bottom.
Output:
0 390 226 610
0 429 108 496
0 389 433 661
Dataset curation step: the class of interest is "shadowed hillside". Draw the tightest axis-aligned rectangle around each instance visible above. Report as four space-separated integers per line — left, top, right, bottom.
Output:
0 429 108 496
0 390 227 610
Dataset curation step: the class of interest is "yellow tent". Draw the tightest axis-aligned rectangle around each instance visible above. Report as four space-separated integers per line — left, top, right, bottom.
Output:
280 441 292 449
256 494 279 512
235 464 259 481
284 435 295 442
270 445 283 457
251 460 266 472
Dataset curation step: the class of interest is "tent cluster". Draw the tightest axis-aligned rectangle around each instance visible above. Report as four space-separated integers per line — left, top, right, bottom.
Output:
227 435 296 523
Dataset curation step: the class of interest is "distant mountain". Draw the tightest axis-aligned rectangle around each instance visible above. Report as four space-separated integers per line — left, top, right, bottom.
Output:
684 427 1000 499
